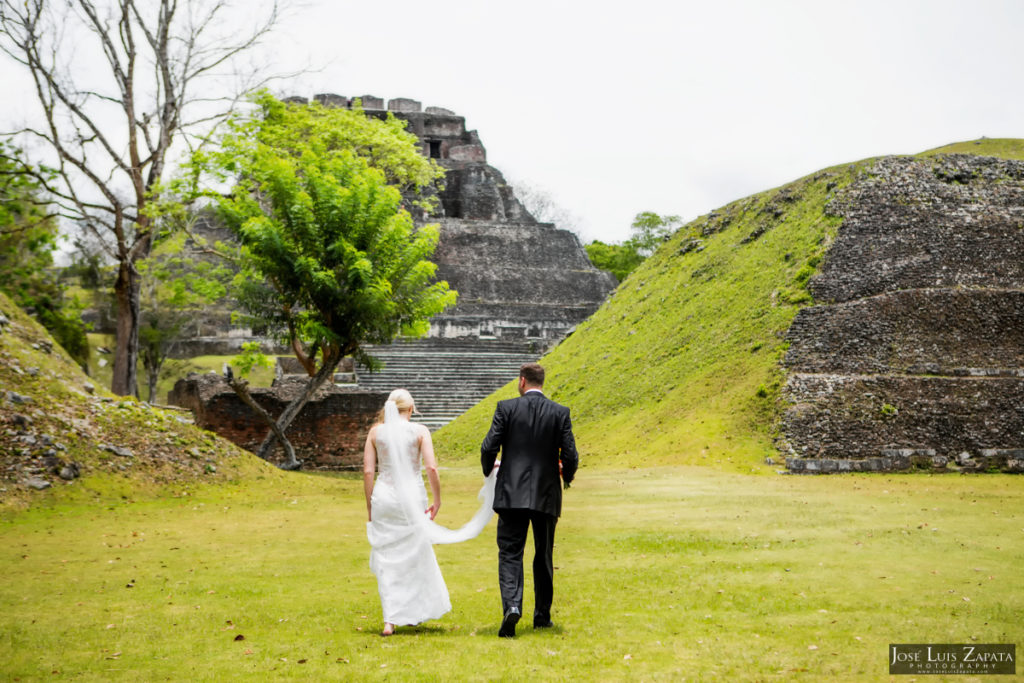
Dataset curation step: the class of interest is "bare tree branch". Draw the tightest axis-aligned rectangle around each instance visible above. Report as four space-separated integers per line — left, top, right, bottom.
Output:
0 0 289 395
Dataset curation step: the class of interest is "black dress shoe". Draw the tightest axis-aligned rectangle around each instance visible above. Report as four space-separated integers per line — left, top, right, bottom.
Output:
533 617 553 629
499 607 521 638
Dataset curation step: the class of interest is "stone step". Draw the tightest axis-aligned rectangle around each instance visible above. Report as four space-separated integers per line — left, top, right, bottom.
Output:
352 338 536 430
782 373 1024 461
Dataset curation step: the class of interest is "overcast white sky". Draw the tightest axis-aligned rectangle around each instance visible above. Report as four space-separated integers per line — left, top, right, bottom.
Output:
4 0 1023 243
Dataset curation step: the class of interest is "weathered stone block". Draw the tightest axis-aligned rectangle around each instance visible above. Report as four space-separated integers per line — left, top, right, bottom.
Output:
448 144 486 162
354 95 384 110
313 93 348 108
388 97 421 113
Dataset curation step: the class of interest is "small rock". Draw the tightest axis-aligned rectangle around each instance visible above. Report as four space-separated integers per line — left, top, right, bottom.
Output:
6 391 33 405
59 463 80 480
25 477 51 491
101 444 134 458
11 414 32 428
27 367 40 376
83 382 95 394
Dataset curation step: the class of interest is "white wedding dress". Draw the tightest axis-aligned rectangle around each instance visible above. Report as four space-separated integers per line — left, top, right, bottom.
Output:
366 406 496 626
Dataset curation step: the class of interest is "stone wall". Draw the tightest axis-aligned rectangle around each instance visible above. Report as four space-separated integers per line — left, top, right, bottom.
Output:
781 155 1024 473
428 219 616 342
168 373 387 469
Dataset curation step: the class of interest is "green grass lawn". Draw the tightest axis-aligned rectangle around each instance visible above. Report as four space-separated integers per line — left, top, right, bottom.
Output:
2 466 1021 681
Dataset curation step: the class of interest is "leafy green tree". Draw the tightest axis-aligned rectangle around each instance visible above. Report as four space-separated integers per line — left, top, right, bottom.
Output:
629 211 683 256
186 93 455 468
0 142 89 368
584 240 645 282
586 211 683 282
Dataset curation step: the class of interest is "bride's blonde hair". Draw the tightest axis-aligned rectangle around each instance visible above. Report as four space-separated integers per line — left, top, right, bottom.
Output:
375 388 417 424
389 388 416 413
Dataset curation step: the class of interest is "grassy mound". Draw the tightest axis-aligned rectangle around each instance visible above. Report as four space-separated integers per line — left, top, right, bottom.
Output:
435 138 1024 473
0 291 279 511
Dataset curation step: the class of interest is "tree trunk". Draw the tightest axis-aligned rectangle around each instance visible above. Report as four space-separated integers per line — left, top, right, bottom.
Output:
255 354 342 469
225 376 297 469
146 364 159 404
111 260 141 397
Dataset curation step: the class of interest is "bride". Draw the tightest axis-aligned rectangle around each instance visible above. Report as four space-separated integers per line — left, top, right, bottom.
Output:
363 389 496 636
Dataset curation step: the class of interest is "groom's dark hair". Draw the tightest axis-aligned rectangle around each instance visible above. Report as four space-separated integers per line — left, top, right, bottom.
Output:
520 362 545 387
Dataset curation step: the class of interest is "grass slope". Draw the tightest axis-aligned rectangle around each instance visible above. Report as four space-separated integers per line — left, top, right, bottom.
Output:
1 467 1020 680
436 139 1024 473
0 291 280 511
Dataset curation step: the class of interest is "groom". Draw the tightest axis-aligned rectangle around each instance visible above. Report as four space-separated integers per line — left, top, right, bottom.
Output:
481 362 579 638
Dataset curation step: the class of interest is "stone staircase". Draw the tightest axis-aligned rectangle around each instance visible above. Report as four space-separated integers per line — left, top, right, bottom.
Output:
354 338 541 430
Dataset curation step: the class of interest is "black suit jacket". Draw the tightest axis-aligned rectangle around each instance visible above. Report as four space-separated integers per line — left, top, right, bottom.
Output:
481 390 579 517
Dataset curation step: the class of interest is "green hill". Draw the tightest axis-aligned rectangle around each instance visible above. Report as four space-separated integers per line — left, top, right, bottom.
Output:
0 290 276 510
434 139 1024 472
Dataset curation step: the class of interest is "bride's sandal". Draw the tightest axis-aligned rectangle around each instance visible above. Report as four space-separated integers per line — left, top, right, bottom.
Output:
381 623 395 636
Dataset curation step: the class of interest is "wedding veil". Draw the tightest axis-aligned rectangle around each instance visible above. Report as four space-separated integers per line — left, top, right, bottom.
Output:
382 400 496 544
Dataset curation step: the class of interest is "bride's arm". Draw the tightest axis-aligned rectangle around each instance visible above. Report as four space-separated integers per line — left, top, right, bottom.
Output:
363 427 377 522
420 428 441 520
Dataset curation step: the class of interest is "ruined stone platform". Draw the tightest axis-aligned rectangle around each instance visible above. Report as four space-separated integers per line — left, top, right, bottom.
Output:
781 155 1024 473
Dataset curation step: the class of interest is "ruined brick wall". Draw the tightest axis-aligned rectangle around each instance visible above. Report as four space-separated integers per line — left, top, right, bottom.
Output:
781 155 1024 473
169 374 388 469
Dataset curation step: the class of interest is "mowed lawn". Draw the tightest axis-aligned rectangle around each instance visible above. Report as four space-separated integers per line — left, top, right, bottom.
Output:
1 467 1022 681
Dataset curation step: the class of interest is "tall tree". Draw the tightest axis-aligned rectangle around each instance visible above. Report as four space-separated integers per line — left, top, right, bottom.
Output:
0 0 284 396
188 94 455 468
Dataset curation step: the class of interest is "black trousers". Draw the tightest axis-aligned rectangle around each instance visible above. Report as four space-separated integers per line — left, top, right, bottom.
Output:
496 509 557 620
